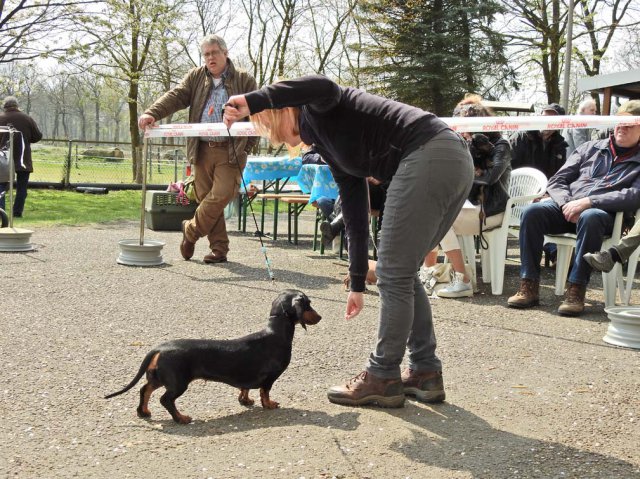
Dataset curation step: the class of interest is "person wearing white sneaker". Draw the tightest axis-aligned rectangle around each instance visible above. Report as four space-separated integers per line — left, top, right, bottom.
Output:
422 95 512 298
437 271 474 298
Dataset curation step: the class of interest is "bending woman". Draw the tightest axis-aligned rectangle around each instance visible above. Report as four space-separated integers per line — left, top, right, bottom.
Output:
224 75 473 408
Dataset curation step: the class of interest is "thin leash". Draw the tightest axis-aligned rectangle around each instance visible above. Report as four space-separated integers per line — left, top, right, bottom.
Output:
223 115 275 282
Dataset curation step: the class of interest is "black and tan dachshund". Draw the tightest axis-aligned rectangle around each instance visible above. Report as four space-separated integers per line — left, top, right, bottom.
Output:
105 290 321 424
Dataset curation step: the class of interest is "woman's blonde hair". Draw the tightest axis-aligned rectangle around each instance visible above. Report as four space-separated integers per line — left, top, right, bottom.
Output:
452 93 493 117
251 107 301 147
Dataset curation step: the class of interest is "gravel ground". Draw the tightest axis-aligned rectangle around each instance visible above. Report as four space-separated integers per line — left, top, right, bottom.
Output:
1 212 639 479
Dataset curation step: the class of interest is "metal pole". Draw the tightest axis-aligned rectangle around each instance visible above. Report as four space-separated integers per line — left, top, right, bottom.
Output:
561 0 575 111
8 130 14 228
65 140 73 186
139 136 149 245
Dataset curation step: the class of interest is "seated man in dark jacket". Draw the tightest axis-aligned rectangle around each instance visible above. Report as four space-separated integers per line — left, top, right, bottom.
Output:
510 103 570 266
509 103 568 180
507 99 640 316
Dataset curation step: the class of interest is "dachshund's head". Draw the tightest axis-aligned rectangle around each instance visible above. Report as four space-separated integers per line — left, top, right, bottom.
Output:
271 289 321 330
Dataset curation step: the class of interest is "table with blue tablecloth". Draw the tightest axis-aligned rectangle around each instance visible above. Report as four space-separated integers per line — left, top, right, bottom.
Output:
295 164 339 204
238 156 303 238
242 156 302 183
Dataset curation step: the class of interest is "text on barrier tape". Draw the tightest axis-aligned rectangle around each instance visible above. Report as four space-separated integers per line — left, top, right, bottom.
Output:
143 115 640 138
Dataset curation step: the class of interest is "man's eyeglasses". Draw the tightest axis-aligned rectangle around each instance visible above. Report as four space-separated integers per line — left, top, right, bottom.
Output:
202 50 225 59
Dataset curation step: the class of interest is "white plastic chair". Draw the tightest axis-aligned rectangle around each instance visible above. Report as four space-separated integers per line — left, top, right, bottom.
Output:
466 167 548 295
622 245 640 305
606 208 640 306
544 211 626 307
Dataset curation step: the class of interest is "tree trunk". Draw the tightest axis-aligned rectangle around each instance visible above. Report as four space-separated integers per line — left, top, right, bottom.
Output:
95 100 100 142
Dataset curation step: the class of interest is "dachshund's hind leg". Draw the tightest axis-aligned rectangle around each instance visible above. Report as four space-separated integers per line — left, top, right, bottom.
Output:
159 383 191 424
238 389 255 406
137 355 162 419
259 388 279 409
137 381 161 418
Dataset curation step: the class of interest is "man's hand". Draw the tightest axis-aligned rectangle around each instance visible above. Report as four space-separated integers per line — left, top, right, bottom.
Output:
562 197 592 223
138 114 156 130
223 95 250 128
345 292 364 320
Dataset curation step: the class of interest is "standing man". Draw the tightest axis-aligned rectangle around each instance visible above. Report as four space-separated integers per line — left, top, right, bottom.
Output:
138 35 258 263
0 96 42 217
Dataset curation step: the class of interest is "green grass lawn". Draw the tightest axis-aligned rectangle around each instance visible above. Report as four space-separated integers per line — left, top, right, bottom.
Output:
5 189 282 228
6 189 143 227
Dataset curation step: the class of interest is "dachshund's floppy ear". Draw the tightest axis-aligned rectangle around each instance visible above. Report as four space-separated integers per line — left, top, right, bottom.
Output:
292 293 307 329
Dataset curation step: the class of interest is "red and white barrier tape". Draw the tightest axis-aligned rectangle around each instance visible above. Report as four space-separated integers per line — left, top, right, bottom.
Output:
143 114 640 138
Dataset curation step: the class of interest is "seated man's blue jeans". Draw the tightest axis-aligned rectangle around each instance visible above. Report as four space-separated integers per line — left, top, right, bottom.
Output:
315 196 335 220
519 200 614 285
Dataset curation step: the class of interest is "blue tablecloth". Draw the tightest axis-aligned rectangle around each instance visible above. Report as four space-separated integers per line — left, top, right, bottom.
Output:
295 164 339 203
242 156 302 182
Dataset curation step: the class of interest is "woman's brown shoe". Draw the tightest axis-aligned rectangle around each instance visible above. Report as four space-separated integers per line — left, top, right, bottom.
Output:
327 371 405 408
401 369 445 403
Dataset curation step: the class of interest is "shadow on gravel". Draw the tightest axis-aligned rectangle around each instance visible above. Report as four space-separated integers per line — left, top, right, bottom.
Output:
387 402 638 478
159 259 339 291
155 407 360 437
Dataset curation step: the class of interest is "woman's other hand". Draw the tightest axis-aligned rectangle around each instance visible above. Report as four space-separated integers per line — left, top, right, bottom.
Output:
223 95 250 127
345 292 364 320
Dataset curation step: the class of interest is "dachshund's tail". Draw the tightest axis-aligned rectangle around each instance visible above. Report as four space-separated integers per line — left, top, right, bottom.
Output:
104 350 157 399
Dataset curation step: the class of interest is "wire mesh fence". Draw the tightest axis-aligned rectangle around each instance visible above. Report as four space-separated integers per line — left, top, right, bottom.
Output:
30 139 189 188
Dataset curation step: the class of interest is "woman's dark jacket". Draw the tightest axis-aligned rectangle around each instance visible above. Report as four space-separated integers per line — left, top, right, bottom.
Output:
244 75 450 291
469 133 512 219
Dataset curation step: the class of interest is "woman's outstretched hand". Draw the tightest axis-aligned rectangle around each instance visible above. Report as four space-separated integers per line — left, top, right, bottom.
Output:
345 292 364 320
223 95 250 128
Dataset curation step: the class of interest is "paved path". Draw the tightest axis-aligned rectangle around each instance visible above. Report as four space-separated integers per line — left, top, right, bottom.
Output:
1 218 638 478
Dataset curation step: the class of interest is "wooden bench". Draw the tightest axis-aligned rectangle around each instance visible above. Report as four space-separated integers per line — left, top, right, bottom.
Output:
240 191 304 240
280 195 311 244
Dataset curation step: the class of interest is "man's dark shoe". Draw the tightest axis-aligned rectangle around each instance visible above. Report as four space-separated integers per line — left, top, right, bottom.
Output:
583 250 616 273
558 282 586 316
327 371 405 408
180 220 195 260
401 369 446 403
507 278 540 308
203 252 227 264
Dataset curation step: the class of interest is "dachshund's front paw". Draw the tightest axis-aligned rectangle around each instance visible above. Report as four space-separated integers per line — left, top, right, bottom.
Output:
175 413 192 424
238 388 255 406
259 388 279 409
261 399 279 409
